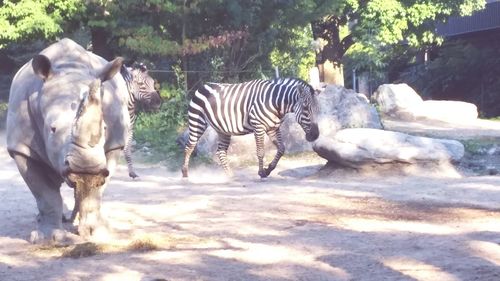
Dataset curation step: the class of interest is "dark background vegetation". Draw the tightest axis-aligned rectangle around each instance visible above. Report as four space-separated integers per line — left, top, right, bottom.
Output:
0 0 496 164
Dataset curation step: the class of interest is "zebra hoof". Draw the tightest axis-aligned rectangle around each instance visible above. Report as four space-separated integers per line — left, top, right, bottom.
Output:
258 170 268 178
182 167 189 178
129 171 139 179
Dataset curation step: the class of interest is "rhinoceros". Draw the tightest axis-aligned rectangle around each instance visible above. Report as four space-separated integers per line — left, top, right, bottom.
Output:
6 38 130 243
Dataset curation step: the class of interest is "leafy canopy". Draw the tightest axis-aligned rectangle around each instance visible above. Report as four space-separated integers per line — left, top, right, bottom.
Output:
0 0 83 48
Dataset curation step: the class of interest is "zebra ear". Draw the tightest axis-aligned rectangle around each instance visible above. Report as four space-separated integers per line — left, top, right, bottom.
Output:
138 63 148 72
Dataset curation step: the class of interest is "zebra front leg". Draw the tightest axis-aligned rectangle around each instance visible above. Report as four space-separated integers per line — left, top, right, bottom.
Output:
264 128 285 177
216 134 233 176
124 127 139 179
254 129 267 178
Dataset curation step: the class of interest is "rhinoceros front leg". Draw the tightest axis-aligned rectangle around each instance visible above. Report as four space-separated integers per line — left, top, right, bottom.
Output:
70 174 108 238
70 149 120 239
12 153 68 244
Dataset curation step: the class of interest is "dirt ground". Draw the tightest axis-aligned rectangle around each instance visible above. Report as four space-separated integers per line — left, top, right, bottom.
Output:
1 120 500 281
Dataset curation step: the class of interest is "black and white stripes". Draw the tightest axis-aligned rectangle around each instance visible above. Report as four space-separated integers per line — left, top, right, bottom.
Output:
182 78 319 178
121 63 162 178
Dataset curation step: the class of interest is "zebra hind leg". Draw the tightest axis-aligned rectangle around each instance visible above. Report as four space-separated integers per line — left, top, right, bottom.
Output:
216 134 233 177
124 127 139 179
263 129 285 177
182 141 196 178
182 124 207 178
124 146 139 179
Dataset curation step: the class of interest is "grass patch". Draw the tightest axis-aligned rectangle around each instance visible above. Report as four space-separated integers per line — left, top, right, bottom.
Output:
461 139 499 155
133 124 213 171
127 235 161 251
133 96 213 171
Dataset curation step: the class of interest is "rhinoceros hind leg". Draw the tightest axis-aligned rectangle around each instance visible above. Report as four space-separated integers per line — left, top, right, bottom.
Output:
12 153 66 244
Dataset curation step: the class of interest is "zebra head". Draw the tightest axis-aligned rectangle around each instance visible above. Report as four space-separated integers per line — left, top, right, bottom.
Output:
126 63 163 112
294 83 320 142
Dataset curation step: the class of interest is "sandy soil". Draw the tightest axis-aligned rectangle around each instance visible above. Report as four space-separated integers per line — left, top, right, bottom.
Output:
1 126 500 281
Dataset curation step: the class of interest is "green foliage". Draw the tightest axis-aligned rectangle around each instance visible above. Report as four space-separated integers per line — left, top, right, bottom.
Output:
0 0 84 48
133 63 190 168
279 0 485 85
269 26 316 80
398 38 500 117
133 90 212 170
345 42 389 73
357 0 486 48
133 97 188 169
461 139 499 155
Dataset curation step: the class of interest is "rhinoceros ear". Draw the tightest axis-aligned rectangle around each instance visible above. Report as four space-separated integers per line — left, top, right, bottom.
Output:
32 55 53 81
98 57 124 82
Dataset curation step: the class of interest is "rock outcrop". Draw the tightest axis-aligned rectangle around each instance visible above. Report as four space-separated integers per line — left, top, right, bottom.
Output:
313 128 465 168
373 83 478 123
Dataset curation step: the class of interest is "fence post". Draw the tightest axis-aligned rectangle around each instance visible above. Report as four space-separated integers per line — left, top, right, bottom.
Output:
352 68 357 92
275 66 280 78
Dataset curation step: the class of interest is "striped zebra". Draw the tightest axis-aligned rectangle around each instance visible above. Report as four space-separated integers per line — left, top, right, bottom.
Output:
182 78 320 178
120 63 162 179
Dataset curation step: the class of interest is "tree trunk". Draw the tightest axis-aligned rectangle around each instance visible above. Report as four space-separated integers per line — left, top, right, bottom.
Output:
311 16 353 87
318 60 344 86
91 28 113 60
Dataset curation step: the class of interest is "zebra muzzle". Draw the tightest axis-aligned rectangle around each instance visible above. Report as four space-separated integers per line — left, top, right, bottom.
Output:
306 124 319 142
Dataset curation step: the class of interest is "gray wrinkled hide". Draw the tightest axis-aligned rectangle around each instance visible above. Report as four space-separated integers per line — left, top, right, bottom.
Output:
6 38 130 242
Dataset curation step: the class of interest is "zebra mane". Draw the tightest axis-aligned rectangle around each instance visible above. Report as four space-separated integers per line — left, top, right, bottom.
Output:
120 65 133 85
120 64 140 102
272 77 315 95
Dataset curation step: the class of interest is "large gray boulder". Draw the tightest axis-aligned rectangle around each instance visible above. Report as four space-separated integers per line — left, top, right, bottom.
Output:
322 85 382 130
373 84 423 116
410 100 478 123
281 85 382 148
373 83 478 123
313 128 464 168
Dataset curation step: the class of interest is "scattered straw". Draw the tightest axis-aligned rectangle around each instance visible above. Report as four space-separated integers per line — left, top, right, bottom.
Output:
30 233 207 259
61 242 103 258
127 235 161 251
